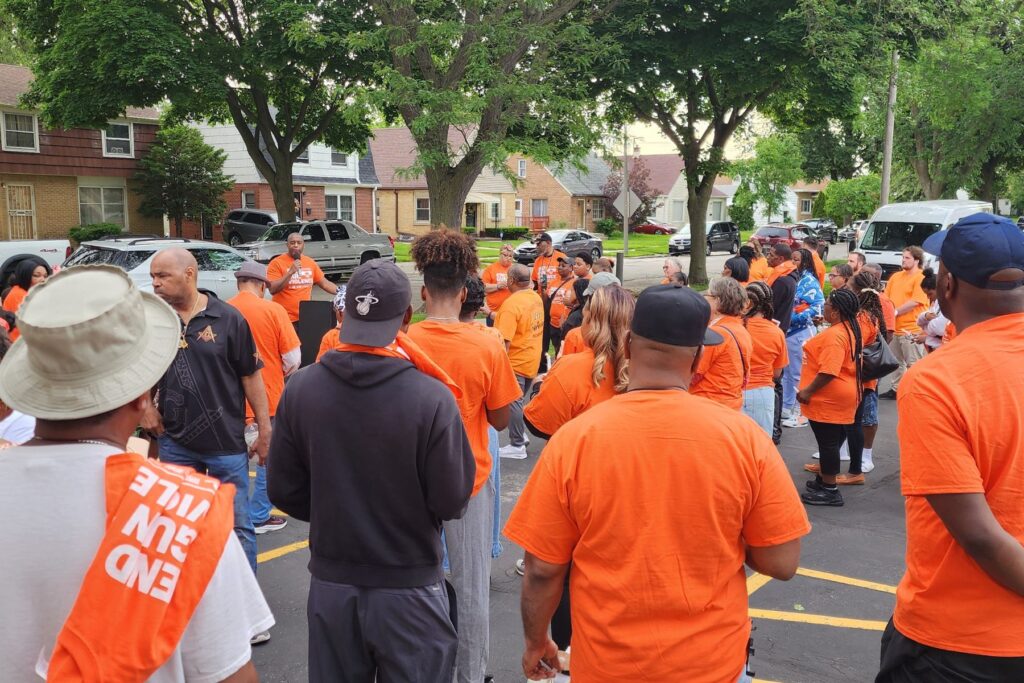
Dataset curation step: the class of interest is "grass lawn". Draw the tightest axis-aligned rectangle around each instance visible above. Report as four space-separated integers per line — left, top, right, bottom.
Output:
601 233 671 257
395 239 505 264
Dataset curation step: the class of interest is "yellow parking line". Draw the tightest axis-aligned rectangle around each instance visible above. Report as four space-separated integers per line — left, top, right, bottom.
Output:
747 572 772 596
795 568 897 594
257 540 308 564
749 608 886 631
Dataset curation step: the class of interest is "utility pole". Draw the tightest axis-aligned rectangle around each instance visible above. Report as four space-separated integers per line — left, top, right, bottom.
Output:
622 127 630 259
880 50 899 206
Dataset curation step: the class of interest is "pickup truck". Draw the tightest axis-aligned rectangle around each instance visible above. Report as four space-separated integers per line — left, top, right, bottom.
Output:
237 220 395 278
0 238 74 286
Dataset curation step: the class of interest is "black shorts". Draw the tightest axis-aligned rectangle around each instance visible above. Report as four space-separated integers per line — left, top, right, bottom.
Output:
876 618 1024 683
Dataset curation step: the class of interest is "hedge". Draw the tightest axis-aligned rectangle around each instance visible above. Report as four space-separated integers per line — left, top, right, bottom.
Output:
481 227 529 239
69 223 125 245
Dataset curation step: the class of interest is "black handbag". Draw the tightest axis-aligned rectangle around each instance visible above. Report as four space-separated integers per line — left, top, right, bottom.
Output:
861 338 899 381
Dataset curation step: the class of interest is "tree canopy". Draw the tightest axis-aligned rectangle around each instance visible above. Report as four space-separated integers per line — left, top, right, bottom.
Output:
731 134 805 223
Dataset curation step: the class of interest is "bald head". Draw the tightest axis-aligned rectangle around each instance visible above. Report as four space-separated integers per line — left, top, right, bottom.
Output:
507 264 532 292
150 248 199 308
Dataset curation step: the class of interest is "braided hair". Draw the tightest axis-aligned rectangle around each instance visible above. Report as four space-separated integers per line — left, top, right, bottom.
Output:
743 281 774 325
829 287 863 398
795 248 816 277
409 228 480 296
851 270 887 339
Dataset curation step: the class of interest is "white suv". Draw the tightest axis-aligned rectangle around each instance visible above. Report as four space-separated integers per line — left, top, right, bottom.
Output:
63 236 257 301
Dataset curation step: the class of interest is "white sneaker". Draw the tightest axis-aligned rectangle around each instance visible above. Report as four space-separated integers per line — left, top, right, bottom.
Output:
499 444 528 459
515 558 526 576
782 415 808 428
250 631 271 646
812 451 820 459
839 442 851 461
862 459 875 473
781 407 794 421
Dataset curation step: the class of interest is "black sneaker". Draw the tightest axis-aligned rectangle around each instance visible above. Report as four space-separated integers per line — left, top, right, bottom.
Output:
879 389 897 400
801 487 844 506
805 475 826 492
254 515 288 534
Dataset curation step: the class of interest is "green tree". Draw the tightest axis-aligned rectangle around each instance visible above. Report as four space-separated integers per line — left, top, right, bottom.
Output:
134 125 234 237
821 175 881 227
4 0 375 222
0 16 30 64
601 155 662 230
362 0 611 229
729 182 756 234
732 134 804 223
595 0 856 284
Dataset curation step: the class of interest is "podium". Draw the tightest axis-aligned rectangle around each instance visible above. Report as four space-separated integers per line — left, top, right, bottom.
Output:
295 300 336 368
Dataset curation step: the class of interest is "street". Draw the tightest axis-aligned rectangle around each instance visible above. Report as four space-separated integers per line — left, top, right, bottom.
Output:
255 249 904 683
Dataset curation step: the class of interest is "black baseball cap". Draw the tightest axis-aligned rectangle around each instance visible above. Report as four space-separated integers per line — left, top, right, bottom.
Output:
537 232 552 243
339 259 412 347
632 284 724 347
923 213 1024 290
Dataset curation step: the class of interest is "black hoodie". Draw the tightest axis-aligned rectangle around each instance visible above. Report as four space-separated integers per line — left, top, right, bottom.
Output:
268 350 475 588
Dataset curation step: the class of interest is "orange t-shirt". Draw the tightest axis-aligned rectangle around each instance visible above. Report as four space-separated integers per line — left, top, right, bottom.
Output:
858 311 882 392
316 326 341 361
894 312 1024 656
524 350 616 436
547 276 577 329
798 322 872 424
494 289 545 378
943 320 957 343
481 261 512 311
4 285 28 341
765 261 796 286
744 317 788 389
408 321 522 495
504 390 811 682
690 315 752 410
267 253 325 322
811 250 826 288
531 250 567 294
884 269 928 334
749 257 771 283
879 294 897 334
228 290 300 418
560 326 587 356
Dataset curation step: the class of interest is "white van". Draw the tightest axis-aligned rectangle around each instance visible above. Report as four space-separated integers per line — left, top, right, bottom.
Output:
857 200 993 282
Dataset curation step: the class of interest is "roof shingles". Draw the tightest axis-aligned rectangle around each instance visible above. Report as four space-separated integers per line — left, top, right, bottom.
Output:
0 63 161 121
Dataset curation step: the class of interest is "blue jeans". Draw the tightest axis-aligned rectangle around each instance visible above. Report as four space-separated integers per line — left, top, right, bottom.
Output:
783 326 815 411
250 465 273 526
742 386 775 436
158 435 257 574
488 426 502 558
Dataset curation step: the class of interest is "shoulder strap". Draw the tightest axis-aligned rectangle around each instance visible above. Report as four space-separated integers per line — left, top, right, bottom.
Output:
717 324 749 389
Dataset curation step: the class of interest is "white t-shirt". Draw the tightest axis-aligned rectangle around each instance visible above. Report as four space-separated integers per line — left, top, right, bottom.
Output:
0 443 274 682
0 410 34 445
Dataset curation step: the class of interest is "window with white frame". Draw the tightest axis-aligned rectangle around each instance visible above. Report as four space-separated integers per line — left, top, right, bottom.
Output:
79 186 126 227
671 200 686 222
241 191 256 209
326 194 354 221
331 150 348 166
531 198 548 217
800 199 812 213
518 159 527 178
415 198 430 222
295 148 309 163
490 202 501 221
591 200 605 220
2 112 38 152
102 122 133 157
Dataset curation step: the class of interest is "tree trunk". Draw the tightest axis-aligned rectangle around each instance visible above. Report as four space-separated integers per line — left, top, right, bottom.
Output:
423 159 485 231
174 215 183 237
976 157 999 210
269 162 298 223
685 179 717 285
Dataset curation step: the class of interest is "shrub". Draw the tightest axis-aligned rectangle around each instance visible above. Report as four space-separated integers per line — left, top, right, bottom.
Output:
594 218 618 236
70 223 124 245
482 227 529 239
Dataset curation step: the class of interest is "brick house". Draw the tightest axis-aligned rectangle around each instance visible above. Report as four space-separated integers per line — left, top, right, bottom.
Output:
506 153 611 232
369 127 517 237
0 63 163 240
191 121 379 241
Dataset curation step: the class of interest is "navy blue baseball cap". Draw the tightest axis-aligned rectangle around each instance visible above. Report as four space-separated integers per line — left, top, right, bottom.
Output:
922 213 1024 290
632 284 723 347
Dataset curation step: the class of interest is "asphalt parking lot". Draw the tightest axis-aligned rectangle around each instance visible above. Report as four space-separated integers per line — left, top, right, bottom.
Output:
250 378 905 683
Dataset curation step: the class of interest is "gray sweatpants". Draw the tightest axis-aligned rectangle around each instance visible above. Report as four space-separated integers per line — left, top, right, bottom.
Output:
507 374 531 447
444 480 495 683
307 576 457 683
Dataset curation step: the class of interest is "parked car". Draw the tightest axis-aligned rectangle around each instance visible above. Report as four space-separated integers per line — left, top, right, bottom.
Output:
1017 215 1024 230
633 219 677 235
63 236 257 301
803 218 838 244
221 209 279 246
668 221 740 256
751 223 829 260
238 220 395 278
513 229 603 265
0 238 73 276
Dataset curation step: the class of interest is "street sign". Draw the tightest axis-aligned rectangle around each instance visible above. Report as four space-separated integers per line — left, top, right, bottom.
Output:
612 190 641 218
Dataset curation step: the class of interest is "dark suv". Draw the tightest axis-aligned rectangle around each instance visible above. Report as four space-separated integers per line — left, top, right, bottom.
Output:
221 209 279 246
705 221 740 255
803 218 838 244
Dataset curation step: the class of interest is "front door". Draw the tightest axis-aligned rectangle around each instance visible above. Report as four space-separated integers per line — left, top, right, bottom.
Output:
5 184 36 240
465 203 478 229
576 200 585 228
515 199 523 227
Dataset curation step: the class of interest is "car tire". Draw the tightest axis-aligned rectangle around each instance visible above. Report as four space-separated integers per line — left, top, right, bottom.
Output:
822 246 829 261
227 233 242 247
829 233 837 245
591 247 601 260
730 240 739 254
705 241 712 257
360 251 380 264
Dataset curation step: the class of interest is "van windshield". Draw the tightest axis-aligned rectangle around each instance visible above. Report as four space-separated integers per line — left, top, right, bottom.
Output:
861 221 941 251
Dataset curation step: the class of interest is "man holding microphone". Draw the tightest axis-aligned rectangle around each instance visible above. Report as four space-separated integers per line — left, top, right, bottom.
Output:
267 231 338 325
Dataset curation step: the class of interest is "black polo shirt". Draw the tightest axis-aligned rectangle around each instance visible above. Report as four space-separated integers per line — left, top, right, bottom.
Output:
158 289 263 455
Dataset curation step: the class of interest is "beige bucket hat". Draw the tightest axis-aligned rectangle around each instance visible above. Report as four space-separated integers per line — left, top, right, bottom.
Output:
0 264 181 420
